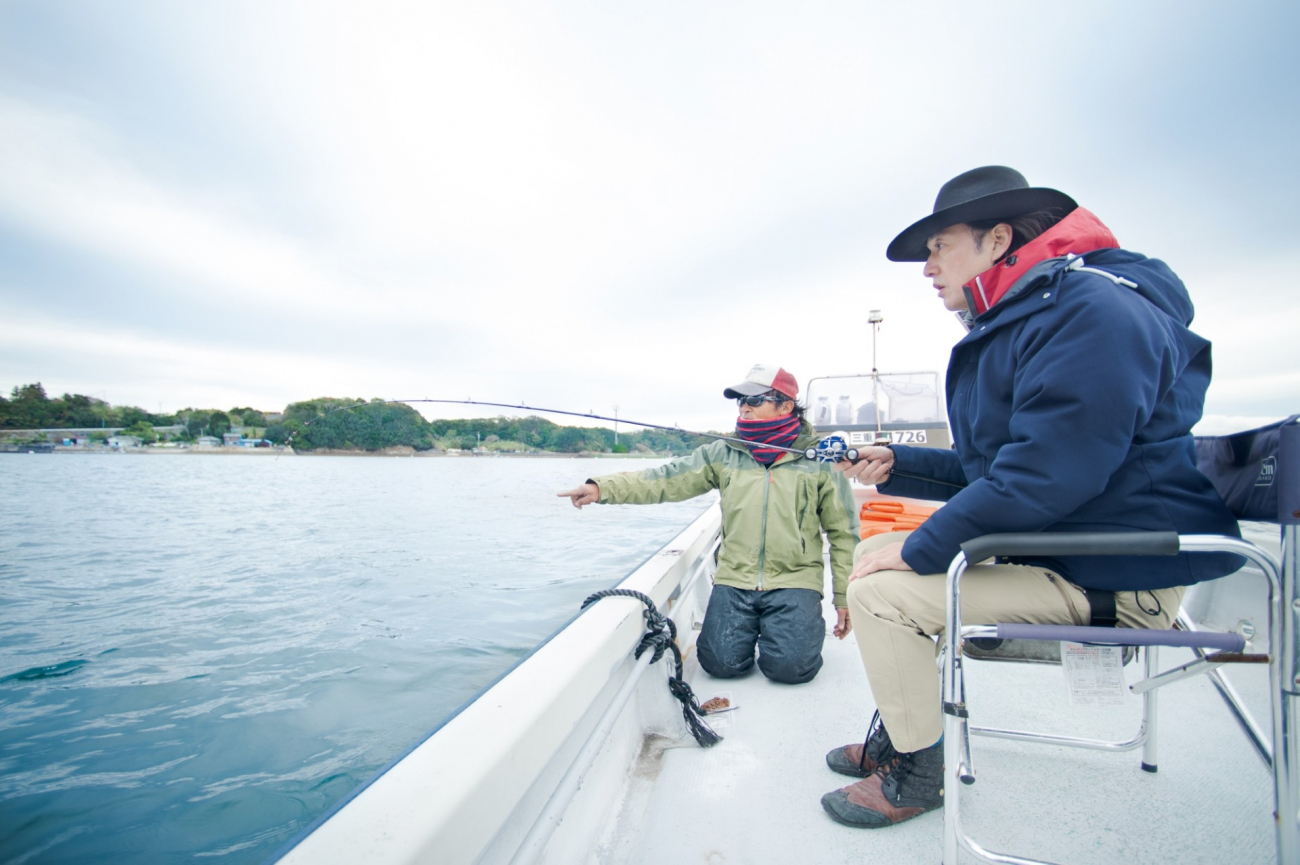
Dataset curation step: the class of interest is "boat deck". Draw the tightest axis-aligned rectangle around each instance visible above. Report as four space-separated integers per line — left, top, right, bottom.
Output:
601 555 1278 863
270 509 1285 865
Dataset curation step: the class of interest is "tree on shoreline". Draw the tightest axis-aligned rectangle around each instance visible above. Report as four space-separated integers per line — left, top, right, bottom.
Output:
270 399 716 455
121 420 159 445
272 398 435 452
0 384 174 430
1 384 721 455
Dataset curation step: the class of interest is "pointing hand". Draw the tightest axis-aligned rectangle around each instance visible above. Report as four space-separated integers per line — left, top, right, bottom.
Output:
557 482 600 509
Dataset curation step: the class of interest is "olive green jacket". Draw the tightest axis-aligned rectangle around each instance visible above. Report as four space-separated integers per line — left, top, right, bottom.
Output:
591 425 860 607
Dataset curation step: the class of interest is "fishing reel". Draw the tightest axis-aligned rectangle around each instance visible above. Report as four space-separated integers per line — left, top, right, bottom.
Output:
805 433 859 463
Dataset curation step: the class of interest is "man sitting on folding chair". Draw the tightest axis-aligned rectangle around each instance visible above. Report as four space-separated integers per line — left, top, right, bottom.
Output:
821 166 1242 829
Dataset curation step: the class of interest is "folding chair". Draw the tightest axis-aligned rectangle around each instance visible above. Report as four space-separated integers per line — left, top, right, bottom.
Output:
940 416 1299 865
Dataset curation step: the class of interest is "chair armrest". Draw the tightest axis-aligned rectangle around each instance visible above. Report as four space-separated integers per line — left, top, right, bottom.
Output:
994 623 1245 651
960 531 1180 564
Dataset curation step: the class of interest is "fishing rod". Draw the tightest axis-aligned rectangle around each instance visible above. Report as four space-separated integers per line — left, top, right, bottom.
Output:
281 397 965 485
283 397 850 459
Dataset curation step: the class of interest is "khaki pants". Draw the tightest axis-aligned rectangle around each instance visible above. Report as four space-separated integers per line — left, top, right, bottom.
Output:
847 531 1185 753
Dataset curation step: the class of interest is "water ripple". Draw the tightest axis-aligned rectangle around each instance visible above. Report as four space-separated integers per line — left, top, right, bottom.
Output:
0 456 708 863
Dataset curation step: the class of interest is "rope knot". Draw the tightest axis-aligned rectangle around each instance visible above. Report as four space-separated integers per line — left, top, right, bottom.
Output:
581 588 721 748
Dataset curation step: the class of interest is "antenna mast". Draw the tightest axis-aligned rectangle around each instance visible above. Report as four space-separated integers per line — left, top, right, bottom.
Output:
868 309 885 442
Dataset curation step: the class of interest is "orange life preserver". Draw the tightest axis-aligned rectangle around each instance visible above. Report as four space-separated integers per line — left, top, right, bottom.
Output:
859 499 939 539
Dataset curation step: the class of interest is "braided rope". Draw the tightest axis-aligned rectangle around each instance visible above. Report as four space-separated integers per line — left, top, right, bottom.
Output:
581 588 721 748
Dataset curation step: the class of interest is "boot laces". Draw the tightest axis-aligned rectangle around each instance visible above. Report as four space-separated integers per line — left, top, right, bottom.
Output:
880 750 919 803
859 710 897 771
881 744 942 805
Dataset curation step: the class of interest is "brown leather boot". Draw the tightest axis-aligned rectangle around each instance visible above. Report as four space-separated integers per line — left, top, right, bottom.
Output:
821 739 944 828
825 710 896 778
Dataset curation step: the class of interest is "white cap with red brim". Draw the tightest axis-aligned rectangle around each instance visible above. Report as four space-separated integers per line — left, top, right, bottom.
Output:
722 364 800 400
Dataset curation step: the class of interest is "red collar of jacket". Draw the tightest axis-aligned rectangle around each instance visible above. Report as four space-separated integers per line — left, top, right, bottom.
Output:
963 207 1120 315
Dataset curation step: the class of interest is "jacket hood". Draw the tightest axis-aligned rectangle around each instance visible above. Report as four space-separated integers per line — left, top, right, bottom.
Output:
963 207 1118 315
962 208 1196 327
1081 247 1196 326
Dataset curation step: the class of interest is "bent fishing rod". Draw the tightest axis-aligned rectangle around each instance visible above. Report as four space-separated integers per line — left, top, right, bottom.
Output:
281 397 964 486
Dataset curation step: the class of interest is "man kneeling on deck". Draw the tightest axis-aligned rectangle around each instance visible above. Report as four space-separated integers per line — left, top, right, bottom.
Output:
820 166 1241 828
558 364 860 685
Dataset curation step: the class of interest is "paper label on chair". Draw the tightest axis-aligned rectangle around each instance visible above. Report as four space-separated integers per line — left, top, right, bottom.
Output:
1060 643 1127 706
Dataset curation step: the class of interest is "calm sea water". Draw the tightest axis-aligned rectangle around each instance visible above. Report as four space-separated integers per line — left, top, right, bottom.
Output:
0 454 712 864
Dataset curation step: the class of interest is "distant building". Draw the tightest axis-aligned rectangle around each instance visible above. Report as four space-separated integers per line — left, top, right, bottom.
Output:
196 435 221 448
107 435 142 449
222 432 243 447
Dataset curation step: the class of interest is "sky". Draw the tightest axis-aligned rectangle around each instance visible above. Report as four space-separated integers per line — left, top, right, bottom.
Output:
0 0 1295 435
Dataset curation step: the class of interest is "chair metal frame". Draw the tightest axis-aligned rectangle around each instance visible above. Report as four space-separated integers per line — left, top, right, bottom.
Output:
939 528 1296 865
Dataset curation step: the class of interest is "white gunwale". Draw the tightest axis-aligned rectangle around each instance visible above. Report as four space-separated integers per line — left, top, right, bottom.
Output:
275 505 723 865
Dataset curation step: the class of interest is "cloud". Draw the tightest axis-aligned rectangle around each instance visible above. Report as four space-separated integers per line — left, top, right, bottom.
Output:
0 96 381 317
0 1 1295 433
0 306 382 411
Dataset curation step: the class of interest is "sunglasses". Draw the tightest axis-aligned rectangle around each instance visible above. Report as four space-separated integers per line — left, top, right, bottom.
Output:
735 394 784 407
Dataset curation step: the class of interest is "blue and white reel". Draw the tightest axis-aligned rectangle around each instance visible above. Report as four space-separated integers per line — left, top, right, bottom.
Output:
805 433 859 463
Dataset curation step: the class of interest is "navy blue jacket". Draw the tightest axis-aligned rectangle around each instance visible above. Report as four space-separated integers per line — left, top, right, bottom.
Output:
881 236 1240 591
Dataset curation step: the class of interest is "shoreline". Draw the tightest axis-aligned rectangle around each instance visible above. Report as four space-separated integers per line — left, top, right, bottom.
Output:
13 447 668 459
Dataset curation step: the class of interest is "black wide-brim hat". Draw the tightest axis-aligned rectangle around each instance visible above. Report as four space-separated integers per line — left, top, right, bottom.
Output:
885 166 1078 262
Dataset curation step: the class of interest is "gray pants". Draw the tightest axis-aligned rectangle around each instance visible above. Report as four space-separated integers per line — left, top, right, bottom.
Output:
848 531 1185 752
697 585 826 685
